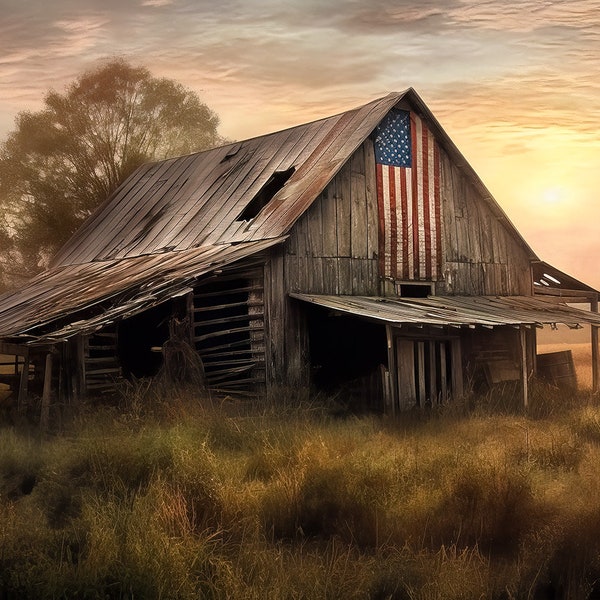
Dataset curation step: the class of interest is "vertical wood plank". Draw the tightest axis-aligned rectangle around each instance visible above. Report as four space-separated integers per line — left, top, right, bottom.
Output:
40 351 53 431
364 140 379 262
337 165 352 257
321 184 338 257
385 325 397 417
451 338 463 398
307 195 324 257
439 342 447 402
417 341 426 406
428 341 437 404
17 351 29 414
397 338 416 409
519 326 529 410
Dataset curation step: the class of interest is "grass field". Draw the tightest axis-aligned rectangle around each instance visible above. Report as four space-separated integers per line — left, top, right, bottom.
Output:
3 383 600 599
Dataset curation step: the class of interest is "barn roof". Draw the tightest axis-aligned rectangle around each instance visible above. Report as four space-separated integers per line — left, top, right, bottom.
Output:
291 293 600 329
0 239 281 345
0 89 578 344
51 88 536 267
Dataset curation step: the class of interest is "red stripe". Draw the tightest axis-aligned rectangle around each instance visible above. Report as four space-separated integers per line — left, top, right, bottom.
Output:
389 166 397 277
400 167 409 279
422 125 431 280
434 143 442 278
410 113 419 278
376 163 386 276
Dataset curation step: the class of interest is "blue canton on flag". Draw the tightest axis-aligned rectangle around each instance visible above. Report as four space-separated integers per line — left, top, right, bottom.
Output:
374 109 412 167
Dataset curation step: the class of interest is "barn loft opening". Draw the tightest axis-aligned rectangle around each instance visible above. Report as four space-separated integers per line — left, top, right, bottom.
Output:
118 302 172 378
306 305 387 410
397 282 433 298
237 167 295 221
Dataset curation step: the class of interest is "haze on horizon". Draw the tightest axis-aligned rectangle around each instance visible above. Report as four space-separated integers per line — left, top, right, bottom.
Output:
1 0 599 288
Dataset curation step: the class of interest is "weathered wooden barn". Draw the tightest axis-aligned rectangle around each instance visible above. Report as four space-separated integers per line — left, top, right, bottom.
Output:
0 88 599 420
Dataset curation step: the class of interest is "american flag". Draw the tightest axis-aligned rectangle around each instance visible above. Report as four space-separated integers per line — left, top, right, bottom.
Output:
374 109 442 281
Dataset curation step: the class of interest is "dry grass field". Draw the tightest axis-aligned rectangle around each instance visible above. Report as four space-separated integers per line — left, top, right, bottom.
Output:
2 382 600 599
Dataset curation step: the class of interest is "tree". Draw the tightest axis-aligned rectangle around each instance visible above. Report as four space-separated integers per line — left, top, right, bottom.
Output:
0 58 224 289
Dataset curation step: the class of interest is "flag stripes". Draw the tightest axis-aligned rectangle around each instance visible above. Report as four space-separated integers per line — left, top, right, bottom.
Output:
376 111 442 281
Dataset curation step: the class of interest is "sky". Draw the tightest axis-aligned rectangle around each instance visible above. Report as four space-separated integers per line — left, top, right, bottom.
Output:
1 0 600 288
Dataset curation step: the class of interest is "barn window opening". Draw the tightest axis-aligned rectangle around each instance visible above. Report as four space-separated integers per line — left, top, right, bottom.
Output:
397 282 433 298
237 167 295 221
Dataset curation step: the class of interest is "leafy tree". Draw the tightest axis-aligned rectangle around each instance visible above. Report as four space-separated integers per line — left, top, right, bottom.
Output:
0 58 224 289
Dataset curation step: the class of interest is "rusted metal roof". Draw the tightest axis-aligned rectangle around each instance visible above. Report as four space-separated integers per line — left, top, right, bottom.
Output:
532 260 598 295
51 89 536 268
0 238 283 345
290 293 600 328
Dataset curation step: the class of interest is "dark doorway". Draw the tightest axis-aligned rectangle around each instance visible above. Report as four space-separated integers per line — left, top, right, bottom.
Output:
118 303 172 378
306 305 387 409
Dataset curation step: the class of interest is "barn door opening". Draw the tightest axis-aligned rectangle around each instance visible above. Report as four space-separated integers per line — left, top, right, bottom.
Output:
118 302 172 378
305 306 388 410
395 337 460 409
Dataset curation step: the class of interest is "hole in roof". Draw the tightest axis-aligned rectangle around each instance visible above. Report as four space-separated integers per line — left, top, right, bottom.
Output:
237 167 295 222
221 143 242 162
543 273 561 285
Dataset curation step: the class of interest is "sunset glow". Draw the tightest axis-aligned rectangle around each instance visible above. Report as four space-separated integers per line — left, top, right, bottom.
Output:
1 0 599 287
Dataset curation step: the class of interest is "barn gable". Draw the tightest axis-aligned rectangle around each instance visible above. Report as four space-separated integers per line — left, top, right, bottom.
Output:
0 89 598 421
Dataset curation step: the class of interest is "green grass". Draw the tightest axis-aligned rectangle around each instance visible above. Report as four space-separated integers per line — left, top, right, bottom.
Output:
3 386 600 598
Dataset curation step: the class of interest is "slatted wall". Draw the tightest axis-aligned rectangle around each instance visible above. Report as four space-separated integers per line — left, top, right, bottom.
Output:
192 262 266 394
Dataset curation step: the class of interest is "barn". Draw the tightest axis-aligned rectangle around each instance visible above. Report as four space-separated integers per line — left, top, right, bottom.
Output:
0 88 599 422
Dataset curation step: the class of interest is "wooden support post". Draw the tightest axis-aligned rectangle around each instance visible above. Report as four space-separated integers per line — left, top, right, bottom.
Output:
40 351 53 431
416 341 426 407
428 342 437 405
450 338 463 399
17 353 29 414
592 296 599 394
385 324 397 416
519 326 528 410
439 342 448 403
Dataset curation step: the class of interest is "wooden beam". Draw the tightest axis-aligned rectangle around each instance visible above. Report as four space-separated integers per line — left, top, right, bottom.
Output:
428 341 437 405
439 342 448 403
0 342 29 357
40 352 54 431
385 324 397 417
519 326 528 410
534 287 598 302
416 341 426 407
17 354 29 414
450 338 463 399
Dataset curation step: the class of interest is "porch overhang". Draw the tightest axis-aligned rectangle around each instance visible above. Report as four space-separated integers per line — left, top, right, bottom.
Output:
289 293 600 329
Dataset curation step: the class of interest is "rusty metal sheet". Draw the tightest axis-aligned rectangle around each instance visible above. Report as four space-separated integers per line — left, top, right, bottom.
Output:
0 238 284 344
290 293 600 328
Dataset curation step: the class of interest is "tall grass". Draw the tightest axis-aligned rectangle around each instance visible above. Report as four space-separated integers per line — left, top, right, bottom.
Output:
3 386 600 598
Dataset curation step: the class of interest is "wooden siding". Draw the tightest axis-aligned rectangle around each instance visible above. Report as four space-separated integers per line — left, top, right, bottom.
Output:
285 137 532 298
439 148 532 296
264 248 309 391
284 140 380 296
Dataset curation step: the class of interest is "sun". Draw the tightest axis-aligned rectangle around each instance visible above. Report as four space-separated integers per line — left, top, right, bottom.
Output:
541 186 565 205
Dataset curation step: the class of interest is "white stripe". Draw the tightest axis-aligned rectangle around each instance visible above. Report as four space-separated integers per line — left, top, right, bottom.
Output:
414 115 426 279
406 166 414 279
382 165 391 277
428 129 437 278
